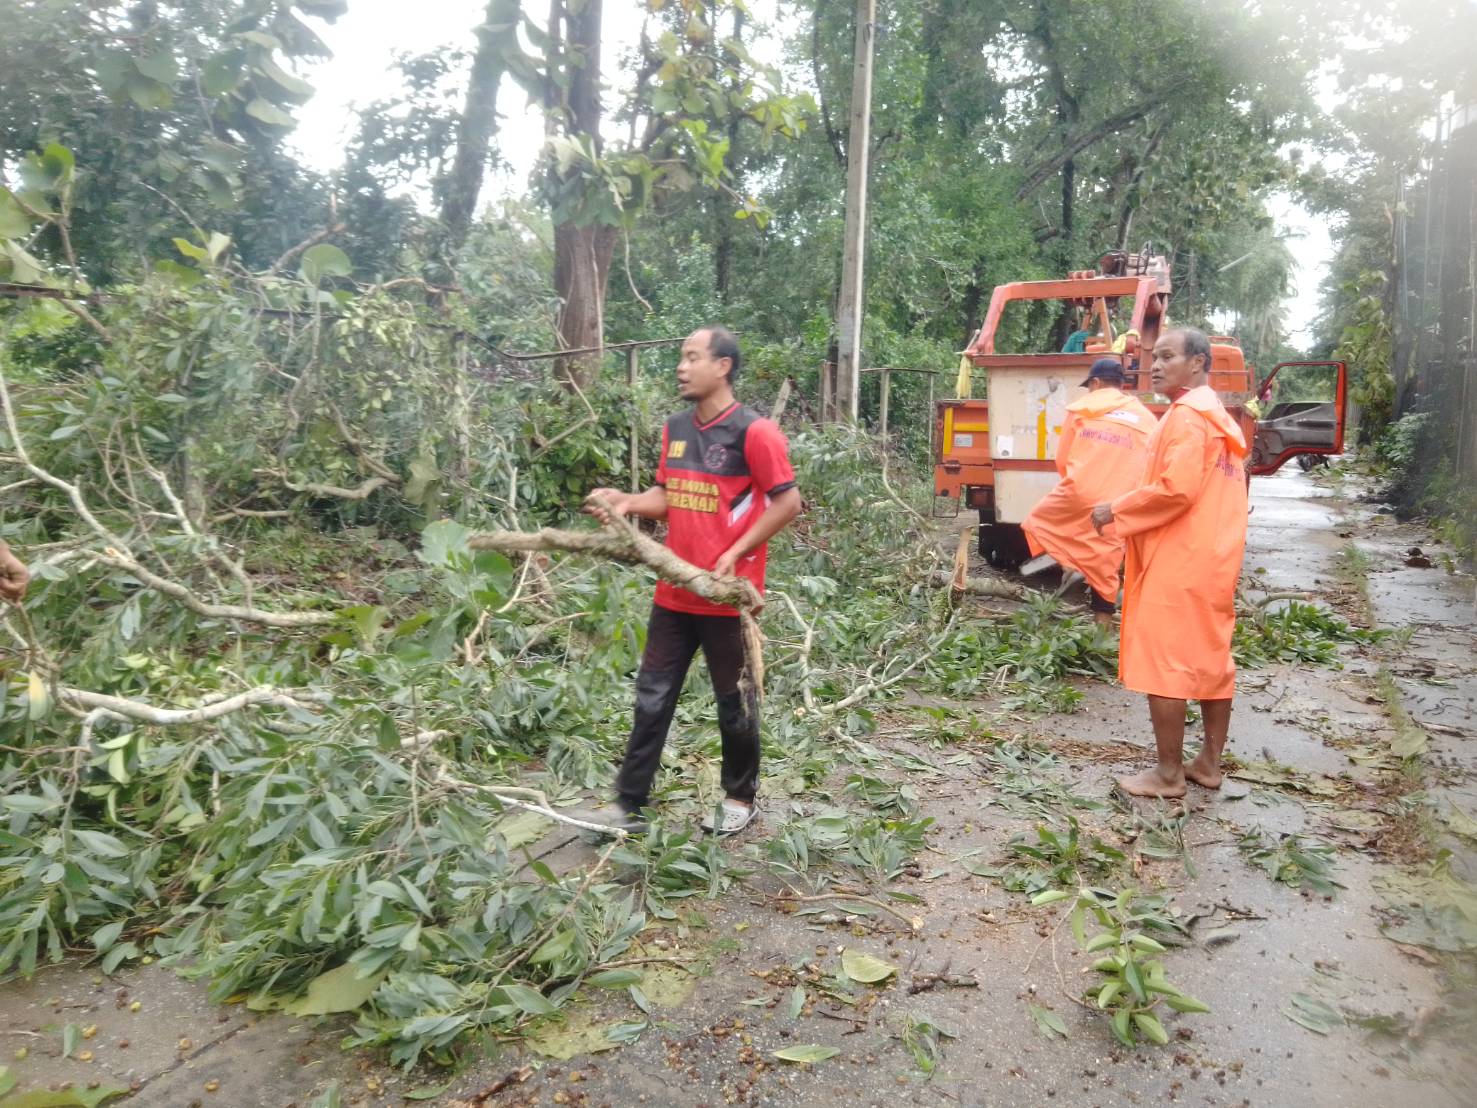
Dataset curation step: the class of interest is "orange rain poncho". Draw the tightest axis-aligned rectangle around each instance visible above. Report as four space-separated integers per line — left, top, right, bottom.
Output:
1022 388 1157 602
1109 385 1249 700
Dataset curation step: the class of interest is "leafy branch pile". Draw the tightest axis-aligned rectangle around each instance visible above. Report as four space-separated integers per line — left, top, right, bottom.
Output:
0 150 993 1066
1233 599 1385 667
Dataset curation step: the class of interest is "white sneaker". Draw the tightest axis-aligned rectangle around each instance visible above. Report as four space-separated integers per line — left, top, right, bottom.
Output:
700 799 756 834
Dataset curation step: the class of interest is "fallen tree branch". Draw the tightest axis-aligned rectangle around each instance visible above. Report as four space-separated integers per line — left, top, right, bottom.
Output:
775 889 921 932
774 590 816 711
63 685 325 727
824 611 960 713
431 765 631 839
929 570 1025 600
0 364 335 628
266 220 347 276
255 470 394 501
469 496 767 697
468 499 760 611
94 547 335 627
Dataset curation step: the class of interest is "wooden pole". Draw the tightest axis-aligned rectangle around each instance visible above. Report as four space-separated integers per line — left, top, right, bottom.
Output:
835 0 876 424
627 346 640 492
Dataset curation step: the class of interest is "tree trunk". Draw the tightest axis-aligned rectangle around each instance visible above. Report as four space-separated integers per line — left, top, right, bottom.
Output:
1061 155 1075 250
435 0 521 271
1116 122 1167 250
553 222 617 387
714 7 747 302
550 0 612 387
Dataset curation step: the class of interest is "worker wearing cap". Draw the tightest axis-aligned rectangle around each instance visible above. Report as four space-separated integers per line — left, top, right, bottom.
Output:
1021 358 1156 625
1091 328 1249 799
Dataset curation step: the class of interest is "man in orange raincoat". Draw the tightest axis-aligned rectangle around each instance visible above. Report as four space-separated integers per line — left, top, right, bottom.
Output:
1022 358 1156 624
1091 328 1248 798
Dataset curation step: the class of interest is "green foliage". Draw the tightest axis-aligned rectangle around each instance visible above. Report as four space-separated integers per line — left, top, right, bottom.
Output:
974 817 1127 896
763 807 934 884
1233 600 1384 667
1048 886 1207 1048
898 1012 957 1078
1330 272 1394 440
976 740 1111 820
0 1 346 278
1236 831 1344 896
929 596 1116 703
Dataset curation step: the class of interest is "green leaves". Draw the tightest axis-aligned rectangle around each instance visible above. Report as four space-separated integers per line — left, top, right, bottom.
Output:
283 963 387 1016
1029 1003 1069 1039
840 949 896 984
0 1084 131 1107
1236 831 1343 896
299 243 351 285
173 232 231 266
0 190 33 238
245 98 296 127
1132 1012 1169 1045
1282 992 1344 1035
773 1044 841 1064
1050 887 1207 1048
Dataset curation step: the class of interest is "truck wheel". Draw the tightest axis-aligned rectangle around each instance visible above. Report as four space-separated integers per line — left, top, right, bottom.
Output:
979 521 1029 569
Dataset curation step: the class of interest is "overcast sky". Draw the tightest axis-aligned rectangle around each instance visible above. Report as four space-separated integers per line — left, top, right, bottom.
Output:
289 0 1331 347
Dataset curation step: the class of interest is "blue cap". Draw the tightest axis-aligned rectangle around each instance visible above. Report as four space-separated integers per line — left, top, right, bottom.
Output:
1080 357 1125 387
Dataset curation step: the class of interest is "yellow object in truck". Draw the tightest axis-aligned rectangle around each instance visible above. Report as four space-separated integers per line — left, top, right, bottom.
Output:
954 354 972 399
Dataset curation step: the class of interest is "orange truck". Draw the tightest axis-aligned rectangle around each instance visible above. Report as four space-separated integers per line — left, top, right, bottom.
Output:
933 251 1348 567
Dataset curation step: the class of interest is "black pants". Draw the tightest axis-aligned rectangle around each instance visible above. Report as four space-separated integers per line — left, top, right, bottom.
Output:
614 604 760 811
1089 588 1117 614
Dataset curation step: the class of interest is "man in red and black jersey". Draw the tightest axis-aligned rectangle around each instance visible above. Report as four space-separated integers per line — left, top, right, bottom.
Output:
580 326 801 834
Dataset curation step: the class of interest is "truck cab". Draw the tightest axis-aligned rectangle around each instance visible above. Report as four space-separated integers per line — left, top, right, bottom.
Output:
933 253 1347 567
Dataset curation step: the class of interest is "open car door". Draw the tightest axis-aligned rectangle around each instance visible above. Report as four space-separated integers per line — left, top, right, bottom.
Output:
1248 360 1348 476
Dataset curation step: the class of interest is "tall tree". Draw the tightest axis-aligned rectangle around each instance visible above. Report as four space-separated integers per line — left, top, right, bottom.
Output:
494 0 810 385
0 0 346 279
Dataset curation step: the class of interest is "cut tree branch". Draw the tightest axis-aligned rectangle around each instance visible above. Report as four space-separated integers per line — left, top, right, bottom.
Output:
63 685 326 726
255 470 395 501
468 495 765 694
0 364 335 628
468 498 762 612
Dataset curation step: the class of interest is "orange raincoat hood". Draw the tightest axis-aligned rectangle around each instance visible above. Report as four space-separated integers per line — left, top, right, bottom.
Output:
1176 385 1248 457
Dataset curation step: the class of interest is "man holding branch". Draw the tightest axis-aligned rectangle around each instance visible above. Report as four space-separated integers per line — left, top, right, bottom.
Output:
581 326 801 834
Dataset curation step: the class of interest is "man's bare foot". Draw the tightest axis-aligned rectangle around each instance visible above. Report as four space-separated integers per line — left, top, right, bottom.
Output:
1183 757 1223 789
1115 767 1187 799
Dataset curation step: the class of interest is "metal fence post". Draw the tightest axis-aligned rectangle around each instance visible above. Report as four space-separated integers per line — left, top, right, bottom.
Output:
627 347 640 492
878 367 891 444
926 370 935 460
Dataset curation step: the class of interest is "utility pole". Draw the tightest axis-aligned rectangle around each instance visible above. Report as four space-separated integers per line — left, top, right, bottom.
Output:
835 0 876 423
